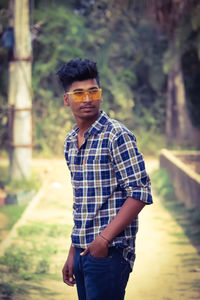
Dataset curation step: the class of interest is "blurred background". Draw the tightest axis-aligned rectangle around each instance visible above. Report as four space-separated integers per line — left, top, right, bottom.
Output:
0 0 200 161
0 1 200 299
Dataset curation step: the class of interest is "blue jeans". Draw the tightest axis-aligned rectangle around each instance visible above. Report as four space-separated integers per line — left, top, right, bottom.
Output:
74 247 132 300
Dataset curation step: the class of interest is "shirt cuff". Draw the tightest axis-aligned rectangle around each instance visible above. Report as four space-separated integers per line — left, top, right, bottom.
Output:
126 186 153 204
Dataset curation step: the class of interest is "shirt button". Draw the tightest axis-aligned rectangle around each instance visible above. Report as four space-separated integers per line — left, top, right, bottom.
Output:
75 186 79 190
76 208 78 212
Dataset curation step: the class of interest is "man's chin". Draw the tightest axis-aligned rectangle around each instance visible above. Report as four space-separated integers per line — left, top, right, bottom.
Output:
79 109 99 119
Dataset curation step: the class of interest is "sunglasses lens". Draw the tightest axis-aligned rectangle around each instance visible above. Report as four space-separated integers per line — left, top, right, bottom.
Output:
73 92 85 102
89 90 102 101
71 89 102 102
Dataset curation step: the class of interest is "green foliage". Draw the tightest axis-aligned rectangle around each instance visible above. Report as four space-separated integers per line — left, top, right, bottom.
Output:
151 168 175 200
31 1 168 155
135 129 166 156
1 0 200 155
32 4 92 154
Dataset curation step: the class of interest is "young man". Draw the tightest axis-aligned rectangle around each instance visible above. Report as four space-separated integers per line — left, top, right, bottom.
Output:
57 58 153 300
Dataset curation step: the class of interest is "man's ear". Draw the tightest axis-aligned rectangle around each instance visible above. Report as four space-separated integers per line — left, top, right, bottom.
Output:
63 93 70 106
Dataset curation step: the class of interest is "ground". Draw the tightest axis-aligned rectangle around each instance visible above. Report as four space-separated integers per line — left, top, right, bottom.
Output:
0 158 200 300
0 213 8 243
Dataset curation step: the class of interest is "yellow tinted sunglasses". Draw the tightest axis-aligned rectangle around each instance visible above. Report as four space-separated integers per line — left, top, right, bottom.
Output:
66 88 102 102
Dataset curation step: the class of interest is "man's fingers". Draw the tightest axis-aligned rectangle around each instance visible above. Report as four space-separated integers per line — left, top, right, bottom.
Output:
62 266 75 286
64 278 76 286
80 248 89 256
63 274 76 286
68 267 75 284
62 246 76 286
64 279 75 286
62 267 69 284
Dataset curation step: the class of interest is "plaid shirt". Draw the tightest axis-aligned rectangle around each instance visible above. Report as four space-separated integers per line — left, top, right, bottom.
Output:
64 111 152 268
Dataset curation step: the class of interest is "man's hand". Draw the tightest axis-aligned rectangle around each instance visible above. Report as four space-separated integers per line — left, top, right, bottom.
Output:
62 244 76 286
80 235 108 258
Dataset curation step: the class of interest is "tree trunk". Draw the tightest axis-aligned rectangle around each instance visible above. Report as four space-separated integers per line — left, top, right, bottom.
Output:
166 58 199 147
8 0 32 180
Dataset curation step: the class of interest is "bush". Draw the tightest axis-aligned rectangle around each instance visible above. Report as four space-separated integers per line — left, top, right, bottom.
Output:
151 168 175 200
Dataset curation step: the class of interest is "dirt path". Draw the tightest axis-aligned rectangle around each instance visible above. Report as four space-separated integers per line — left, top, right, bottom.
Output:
0 159 200 300
126 191 200 299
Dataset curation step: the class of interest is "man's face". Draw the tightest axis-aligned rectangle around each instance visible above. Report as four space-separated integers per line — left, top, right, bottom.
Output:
63 79 102 121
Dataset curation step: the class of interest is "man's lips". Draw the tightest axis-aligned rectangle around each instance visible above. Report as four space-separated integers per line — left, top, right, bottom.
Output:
80 106 94 109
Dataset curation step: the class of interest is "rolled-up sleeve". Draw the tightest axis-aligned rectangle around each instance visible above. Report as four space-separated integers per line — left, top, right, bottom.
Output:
110 131 153 204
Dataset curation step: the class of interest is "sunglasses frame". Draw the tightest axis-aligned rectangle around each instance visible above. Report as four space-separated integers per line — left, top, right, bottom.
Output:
66 88 102 102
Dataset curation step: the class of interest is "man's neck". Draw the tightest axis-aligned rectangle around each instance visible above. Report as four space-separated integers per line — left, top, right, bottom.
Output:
76 112 100 136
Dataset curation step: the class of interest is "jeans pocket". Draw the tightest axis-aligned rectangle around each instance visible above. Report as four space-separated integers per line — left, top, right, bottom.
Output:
87 252 111 262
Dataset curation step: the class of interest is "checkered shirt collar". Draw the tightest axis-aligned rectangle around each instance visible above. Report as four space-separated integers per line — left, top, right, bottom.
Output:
70 110 109 140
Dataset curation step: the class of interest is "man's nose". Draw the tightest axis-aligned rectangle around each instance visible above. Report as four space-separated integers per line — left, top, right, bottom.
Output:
83 92 91 102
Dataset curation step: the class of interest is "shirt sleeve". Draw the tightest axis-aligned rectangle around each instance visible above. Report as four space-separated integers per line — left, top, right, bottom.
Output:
110 130 153 204
64 138 70 170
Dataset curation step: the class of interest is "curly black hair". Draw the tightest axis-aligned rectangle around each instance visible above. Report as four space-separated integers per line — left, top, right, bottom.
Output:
57 58 100 92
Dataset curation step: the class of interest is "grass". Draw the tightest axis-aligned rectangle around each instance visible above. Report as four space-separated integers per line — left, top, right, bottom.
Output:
0 282 29 299
18 222 70 239
0 163 45 299
0 280 54 299
0 159 72 299
0 205 27 230
151 168 200 252
0 221 72 298
0 225 59 298
0 248 31 273
152 168 200 296
0 163 41 233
